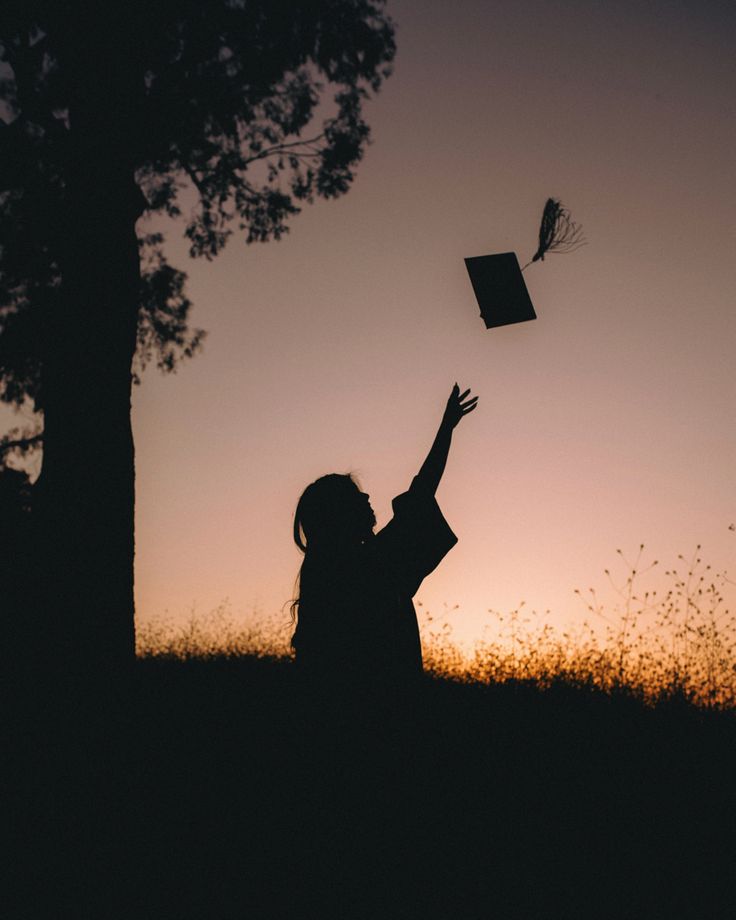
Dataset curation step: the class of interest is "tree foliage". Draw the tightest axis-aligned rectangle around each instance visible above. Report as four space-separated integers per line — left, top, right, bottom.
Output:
0 0 396 459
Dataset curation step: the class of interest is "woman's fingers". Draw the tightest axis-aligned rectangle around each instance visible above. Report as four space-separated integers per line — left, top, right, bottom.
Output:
447 385 478 423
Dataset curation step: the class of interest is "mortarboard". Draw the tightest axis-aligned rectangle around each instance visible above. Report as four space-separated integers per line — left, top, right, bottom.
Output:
465 198 585 330
464 252 536 329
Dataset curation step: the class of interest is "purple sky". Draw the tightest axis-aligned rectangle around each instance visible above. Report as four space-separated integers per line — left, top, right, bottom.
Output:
8 0 733 648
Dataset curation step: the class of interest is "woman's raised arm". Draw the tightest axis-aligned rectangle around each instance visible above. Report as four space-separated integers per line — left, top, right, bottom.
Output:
414 384 478 496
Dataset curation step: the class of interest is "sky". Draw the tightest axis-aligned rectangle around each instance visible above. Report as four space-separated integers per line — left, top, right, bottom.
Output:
43 0 736 647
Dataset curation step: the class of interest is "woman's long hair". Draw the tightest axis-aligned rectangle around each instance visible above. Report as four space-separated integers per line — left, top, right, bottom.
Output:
289 473 362 646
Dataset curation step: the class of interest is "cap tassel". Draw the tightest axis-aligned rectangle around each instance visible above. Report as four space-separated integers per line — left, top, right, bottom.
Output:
521 198 585 271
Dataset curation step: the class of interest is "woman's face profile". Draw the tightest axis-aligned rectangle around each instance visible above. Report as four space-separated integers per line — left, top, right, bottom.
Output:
297 474 376 550
331 481 376 544
355 489 377 539
338 482 375 543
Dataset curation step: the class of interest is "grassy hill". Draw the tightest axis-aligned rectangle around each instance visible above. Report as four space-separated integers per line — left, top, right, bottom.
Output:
10 655 735 920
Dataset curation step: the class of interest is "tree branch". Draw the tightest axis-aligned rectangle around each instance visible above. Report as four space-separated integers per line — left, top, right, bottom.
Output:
243 132 325 165
0 431 43 455
1 32 57 133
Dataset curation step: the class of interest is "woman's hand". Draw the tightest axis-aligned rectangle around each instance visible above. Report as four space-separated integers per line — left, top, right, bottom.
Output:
415 384 478 494
442 383 479 430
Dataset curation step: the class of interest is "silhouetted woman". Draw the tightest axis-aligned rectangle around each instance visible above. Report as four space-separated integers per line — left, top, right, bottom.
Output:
291 384 478 693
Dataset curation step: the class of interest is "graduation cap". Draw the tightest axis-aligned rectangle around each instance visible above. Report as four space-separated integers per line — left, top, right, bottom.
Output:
465 198 585 330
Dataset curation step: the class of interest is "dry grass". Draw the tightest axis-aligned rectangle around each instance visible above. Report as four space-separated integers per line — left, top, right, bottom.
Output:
137 544 736 709
136 602 293 660
422 545 736 708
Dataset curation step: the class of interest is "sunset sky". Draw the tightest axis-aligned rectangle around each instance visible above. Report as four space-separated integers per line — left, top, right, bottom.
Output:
85 0 736 645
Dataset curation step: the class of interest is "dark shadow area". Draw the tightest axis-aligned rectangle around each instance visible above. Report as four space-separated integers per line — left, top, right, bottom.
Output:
9 658 735 920
0 467 34 658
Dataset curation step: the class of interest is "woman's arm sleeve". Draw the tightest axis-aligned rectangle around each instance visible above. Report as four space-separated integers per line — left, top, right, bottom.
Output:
380 476 458 597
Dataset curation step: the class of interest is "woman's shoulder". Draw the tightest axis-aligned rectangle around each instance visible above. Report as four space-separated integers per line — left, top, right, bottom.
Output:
390 476 432 513
375 478 458 588
389 477 454 528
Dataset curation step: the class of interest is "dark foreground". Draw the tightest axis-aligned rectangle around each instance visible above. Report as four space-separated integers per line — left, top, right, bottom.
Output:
9 658 736 920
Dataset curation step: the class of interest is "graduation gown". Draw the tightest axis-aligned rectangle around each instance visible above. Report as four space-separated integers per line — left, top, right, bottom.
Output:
292 477 457 686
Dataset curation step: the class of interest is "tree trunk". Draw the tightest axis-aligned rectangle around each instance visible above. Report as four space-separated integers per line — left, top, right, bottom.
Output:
34 156 143 673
